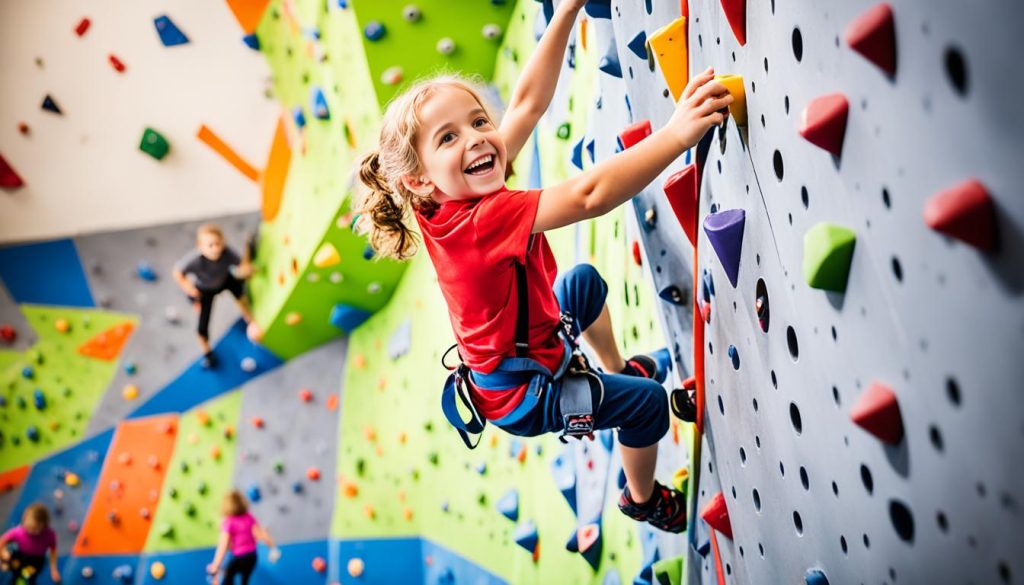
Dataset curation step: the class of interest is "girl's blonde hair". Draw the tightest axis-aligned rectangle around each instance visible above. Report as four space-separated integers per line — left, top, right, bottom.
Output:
222 490 248 517
357 74 500 260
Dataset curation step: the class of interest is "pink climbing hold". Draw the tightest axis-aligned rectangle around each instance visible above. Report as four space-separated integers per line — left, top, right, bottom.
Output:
663 163 699 246
720 0 746 46
299 388 313 402
701 491 733 539
618 120 652 149
312 557 327 573
846 3 897 76
850 382 904 444
923 179 997 251
306 467 321 481
799 94 849 157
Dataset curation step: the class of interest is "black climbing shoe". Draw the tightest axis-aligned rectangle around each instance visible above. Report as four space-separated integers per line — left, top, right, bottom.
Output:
671 389 697 422
618 480 688 533
620 354 665 383
201 351 219 370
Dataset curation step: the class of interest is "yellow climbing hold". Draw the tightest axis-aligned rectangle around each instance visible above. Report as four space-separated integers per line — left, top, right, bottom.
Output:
54 319 71 333
672 467 690 493
284 312 303 326
122 384 139 400
150 561 166 580
314 242 340 268
347 558 365 578
715 74 747 126
65 472 80 487
649 16 688 101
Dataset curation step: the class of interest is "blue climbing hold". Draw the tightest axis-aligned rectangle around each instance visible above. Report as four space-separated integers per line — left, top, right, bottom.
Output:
598 51 622 78
33 389 45 410
364 21 386 41
617 467 627 490
21 366 33 379
303 26 321 41
242 33 260 50
728 345 740 369
329 304 372 334
565 529 578 552
337 0 348 8
497 489 519 521
42 95 62 115
513 520 539 553
311 87 330 120
585 138 595 164
247 485 261 503
154 15 189 47
703 209 746 287
292 106 306 129
26 426 40 442
362 244 375 260
603 569 622 585
571 137 584 170
584 0 612 19
695 537 711 557
805 569 830 585
599 429 614 452
627 31 648 60
125 362 137 376
137 262 158 282
113 564 134 584
292 482 303 494
577 521 603 570
475 462 487 475
551 452 578 515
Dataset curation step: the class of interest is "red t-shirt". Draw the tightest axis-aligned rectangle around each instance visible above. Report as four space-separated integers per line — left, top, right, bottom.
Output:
416 187 565 419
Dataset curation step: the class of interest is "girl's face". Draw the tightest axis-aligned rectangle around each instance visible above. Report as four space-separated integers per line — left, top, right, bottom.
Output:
405 86 507 201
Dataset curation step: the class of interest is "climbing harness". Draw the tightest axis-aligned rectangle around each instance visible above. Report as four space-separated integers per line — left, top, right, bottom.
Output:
440 236 602 448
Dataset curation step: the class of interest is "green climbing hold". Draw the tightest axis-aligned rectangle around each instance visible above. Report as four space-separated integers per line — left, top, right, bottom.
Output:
556 122 571 140
157 523 175 539
652 555 684 585
140 127 169 160
185 502 197 517
803 222 856 292
273 460 285 474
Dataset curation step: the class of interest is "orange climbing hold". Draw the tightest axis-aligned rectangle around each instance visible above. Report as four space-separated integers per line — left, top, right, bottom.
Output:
720 0 746 46
77 321 135 361
306 467 321 481
924 179 997 251
850 382 904 444
846 3 896 76
663 164 699 246
700 491 733 539
197 124 260 182
799 94 849 156
262 116 291 222
326 393 339 411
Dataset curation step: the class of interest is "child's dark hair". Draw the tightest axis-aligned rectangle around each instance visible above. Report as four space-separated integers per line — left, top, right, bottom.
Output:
357 74 499 260
23 503 49 528
222 490 248 516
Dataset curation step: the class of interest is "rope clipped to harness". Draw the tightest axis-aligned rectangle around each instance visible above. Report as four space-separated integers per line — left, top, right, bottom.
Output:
440 344 486 449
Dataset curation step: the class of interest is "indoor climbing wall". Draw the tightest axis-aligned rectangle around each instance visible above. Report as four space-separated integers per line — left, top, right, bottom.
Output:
597 0 1024 583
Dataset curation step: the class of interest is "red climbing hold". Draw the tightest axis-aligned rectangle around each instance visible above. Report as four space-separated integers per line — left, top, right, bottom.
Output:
0 153 24 189
700 491 733 539
299 388 314 402
618 120 652 149
850 382 904 444
682 376 697 391
663 163 699 246
798 94 849 157
75 18 91 37
720 0 746 46
109 54 126 73
0 325 15 343
846 3 896 76
924 179 997 251
306 467 321 481
632 241 642 266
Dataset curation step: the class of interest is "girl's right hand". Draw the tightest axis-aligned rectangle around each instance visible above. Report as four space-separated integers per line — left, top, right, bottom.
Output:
666 67 734 148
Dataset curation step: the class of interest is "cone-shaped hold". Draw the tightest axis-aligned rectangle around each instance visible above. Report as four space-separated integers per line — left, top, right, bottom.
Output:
845 3 896 76
551 453 578 515
140 128 170 160
311 87 330 120
799 94 849 156
585 0 611 19
578 522 602 570
513 520 539 554
0 153 25 188
571 137 584 170
627 30 648 60
565 528 579 552
703 209 745 287
850 382 903 444
700 491 733 539
720 0 746 45
154 15 189 47
649 17 688 101
805 569 830 585
924 179 996 251
618 120 652 150
598 41 622 78
585 139 595 164
652 555 683 585
42 94 62 115
329 304 372 333
696 537 710 556
242 33 260 50
672 467 689 494
497 489 519 522
663 163 698 246
803 222 856 292
658 285 686 306
314 242 341 268
715 75 746 125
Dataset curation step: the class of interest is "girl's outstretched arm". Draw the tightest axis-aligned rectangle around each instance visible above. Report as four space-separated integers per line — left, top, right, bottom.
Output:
500 0 586 162
533 69 732 233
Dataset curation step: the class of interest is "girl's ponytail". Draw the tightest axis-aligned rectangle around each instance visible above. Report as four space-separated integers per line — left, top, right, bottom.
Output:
358 151 419 260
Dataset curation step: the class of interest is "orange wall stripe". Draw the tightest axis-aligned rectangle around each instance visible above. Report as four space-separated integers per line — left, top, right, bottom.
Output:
0 466 31 493
261 116 291 222
224 0 271 34
196 125 260 183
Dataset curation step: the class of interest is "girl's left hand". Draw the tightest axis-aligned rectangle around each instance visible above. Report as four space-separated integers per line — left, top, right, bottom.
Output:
51 567 62 583
206 563 219 575
559 0 588 13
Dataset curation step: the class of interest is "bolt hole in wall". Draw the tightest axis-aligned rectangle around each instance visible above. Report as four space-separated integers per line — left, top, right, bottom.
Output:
755 278 770 332
944 46 969 96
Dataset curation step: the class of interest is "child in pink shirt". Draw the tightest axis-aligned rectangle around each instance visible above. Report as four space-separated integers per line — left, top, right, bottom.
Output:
207 490 277 585
0 503 60 584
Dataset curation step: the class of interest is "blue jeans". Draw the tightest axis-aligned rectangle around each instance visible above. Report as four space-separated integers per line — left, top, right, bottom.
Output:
485 264 669 448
